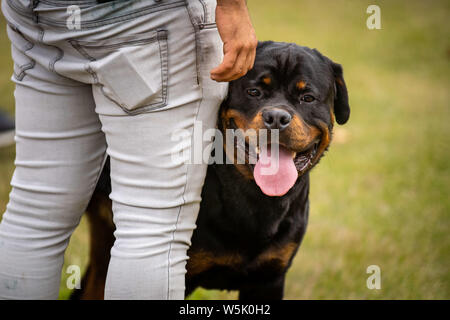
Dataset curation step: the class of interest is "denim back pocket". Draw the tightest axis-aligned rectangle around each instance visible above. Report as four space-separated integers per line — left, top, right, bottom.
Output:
70 30 168 115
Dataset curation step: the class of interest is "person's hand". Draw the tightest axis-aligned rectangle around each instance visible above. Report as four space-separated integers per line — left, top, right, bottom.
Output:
211 0 257 82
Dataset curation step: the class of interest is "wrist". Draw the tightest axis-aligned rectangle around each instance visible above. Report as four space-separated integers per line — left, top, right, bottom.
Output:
217 0 247 8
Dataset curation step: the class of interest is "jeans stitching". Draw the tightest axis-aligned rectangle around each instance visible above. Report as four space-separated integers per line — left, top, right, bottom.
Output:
86 65 98 83
165 1 205 298
39 0 98 5
198 0 207 23
14 61 35 81
78 31 169 115
166 81 202 301
8 24 36 81
117 32 169 115
123 31 169 114
68 40 96 61
184 4 201 85
49 46 64 73
200 22 217 29
69 34 162 61
14 0 186 29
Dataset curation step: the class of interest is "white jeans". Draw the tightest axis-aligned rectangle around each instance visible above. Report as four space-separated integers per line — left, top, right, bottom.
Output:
0 0 227 299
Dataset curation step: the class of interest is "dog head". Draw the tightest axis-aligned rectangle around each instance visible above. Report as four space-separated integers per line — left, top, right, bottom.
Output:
219 41 350 196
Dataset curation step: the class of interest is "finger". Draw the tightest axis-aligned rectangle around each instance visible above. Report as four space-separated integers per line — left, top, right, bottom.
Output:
221 39 257 81
214 48 248 82
243 48 255 74
248 44 256 70
230 46 255 81
210 45 239 81
244 37 257 72
228 49 248 80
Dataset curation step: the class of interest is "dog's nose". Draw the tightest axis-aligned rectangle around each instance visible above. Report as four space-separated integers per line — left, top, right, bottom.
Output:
262 109 292 131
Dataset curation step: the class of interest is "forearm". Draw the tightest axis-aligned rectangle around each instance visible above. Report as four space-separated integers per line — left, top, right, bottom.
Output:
212 0 257 81
217 0 247 6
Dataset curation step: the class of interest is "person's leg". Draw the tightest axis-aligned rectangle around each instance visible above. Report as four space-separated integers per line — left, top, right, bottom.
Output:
0 25 107 299
0 0 226 300
88 1 227 299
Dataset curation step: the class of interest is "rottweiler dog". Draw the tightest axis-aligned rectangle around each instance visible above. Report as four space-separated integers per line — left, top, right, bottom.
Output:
72 41 350 300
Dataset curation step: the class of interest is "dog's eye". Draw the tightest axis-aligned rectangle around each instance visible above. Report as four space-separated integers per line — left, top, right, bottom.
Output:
246 88 261 97
301 95 315 103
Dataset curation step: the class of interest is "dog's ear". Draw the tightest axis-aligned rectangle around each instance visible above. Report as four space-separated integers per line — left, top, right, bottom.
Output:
330 62 350 125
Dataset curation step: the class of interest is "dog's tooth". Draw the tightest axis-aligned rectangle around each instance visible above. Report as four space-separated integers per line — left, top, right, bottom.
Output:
256 146 260 155
292 152 296 159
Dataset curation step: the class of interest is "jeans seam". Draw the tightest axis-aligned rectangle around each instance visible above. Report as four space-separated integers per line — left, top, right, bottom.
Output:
184 4 201 85
36 25 61 74
198 0 208 23
86 64 98 83
167 194 185 299
68 40 96 61
28 1 186 29
166 4 204 295
8 24 36 81
39 0 97 5
14 61 35 81
200 22 217 29
166 84 203 301
69 34 162 61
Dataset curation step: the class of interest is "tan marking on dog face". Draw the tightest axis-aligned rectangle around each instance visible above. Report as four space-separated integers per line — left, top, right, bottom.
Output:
296 80 306 90
330 108 335 124
221 109 262 178
262 76 272 85
284 114 321 151
222 109 247 130
247 112 265 131
222 109 265 133
312 120 331 163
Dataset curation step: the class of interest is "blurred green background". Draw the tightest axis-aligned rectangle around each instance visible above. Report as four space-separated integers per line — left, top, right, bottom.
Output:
0 0 449 299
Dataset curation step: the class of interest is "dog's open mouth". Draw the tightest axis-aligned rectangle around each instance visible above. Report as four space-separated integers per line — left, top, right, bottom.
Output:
251 143 319 197
236 139 319 197
228 119 321 197
240 140 319 172
292 141 319 172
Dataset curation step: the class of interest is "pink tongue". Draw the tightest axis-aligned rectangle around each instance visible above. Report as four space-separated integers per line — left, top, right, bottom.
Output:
254 146 298 196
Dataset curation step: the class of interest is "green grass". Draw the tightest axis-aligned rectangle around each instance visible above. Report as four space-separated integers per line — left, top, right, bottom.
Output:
0 0 449 299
